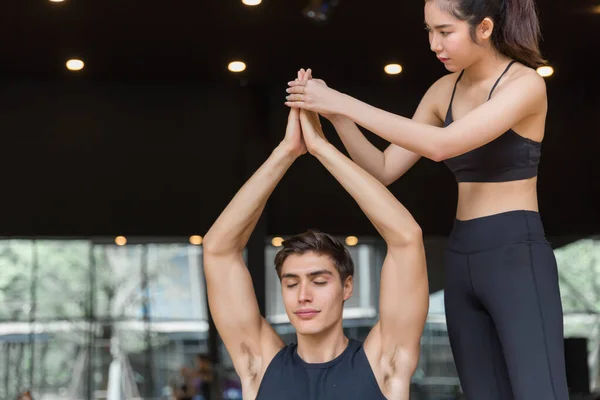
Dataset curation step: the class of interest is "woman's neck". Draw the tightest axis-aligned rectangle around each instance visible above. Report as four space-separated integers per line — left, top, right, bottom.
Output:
463 48 513 86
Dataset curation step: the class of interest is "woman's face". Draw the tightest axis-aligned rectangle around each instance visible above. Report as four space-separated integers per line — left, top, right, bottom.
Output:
424 0 484 72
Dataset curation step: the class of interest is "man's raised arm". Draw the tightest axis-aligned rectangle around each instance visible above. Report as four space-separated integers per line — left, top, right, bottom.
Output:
202 107 306 385
299 110 428 399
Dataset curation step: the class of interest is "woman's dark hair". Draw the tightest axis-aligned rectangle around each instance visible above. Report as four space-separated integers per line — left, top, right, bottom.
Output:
274 230 354 283
430 0 546 68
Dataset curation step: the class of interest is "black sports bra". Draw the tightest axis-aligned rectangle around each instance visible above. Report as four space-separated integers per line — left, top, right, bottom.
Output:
443 61 542 183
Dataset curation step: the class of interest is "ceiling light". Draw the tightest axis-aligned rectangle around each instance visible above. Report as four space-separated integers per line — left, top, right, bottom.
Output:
189 235 203 246
242 0 262 5
228 61 246 73
271 237 284 247
536 66 554 78
49 0 65 2
66 59 84 71
384 64 403 75
303 0 340 23
115 236 127 246
345 236 359 246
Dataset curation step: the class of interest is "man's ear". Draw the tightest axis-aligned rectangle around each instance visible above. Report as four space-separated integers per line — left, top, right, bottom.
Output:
343 275 353 301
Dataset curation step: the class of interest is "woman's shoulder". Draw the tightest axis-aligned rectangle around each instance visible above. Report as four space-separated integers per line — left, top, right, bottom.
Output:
497 62 547 98
420 72 463 118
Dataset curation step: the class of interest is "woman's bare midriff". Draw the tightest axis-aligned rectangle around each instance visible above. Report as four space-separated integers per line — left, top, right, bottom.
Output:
455 177 539 221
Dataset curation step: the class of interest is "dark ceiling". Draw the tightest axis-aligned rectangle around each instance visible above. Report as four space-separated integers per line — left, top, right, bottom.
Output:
0 0 598 239
2 0 598 83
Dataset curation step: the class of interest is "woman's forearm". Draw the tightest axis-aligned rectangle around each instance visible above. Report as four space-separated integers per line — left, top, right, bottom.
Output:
336 94 446 162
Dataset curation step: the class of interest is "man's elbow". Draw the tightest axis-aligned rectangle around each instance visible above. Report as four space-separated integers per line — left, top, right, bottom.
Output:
388 222 423 248
202 232 237 256
201 232 219 255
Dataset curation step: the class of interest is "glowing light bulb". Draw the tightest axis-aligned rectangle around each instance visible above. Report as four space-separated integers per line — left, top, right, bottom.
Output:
66 59 84 71
189 235 203 245
384 64 403 75
536 66 554 78
345 236 359 246
228 61 246 73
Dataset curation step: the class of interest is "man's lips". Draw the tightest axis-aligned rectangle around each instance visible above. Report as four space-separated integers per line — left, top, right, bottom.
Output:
294 309 320 319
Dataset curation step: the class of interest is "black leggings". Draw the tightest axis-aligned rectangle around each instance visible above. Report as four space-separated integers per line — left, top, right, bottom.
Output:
444 210 569 400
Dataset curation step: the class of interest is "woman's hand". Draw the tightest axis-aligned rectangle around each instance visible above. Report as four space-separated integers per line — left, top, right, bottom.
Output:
286 68 344 116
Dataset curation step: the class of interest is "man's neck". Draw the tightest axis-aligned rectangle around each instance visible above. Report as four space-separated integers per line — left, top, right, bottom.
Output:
295 325 349 364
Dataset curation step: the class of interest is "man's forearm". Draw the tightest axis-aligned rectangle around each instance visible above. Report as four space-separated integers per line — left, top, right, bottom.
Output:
203 144 297 255
313 142 420 246
329 116 387 183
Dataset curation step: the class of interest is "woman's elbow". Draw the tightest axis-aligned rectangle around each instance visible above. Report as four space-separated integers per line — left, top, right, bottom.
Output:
381 176 396 187
428 143 449 163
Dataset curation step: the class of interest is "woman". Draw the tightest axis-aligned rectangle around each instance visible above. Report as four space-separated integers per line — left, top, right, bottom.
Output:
285 0 568 399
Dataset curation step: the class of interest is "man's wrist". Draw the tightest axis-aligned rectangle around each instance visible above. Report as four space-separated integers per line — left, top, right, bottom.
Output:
274 141 302 162
310 140 334 159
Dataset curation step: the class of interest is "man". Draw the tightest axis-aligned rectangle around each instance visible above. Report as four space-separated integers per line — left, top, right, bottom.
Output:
203 71 429 399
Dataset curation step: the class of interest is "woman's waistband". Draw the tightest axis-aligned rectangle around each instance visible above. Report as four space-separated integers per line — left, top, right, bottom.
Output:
447 210 548 254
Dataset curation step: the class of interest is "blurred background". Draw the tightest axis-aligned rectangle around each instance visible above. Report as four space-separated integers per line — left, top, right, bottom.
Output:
0 0 598 399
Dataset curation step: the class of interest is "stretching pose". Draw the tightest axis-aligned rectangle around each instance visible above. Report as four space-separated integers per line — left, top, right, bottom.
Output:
203 74 428 399
285 0 568 399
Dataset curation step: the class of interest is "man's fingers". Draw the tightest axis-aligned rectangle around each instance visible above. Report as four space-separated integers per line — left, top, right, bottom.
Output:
299 111 312 130
298 68 306 81
287 106 299 120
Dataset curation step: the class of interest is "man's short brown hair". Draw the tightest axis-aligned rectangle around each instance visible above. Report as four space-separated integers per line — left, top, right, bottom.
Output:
274 230 354 283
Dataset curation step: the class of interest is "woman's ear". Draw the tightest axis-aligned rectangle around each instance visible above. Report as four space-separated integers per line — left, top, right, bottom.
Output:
477 17 495 40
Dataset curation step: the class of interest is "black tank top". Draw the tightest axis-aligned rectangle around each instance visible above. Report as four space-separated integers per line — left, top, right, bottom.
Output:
443 61 542 182
255 339 386 400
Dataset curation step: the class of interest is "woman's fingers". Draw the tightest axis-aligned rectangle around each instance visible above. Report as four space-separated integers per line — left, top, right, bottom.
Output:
286 86 305 94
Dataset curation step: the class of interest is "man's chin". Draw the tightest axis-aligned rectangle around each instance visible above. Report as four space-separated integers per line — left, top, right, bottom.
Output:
291 319 324 336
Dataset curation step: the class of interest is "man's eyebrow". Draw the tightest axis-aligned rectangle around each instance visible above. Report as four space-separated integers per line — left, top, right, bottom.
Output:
308 270 334 277
281 270 334 279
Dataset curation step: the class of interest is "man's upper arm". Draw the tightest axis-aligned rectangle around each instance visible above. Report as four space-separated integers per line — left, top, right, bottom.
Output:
381 77 448 184
204 252 284 380
367 240 429 378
